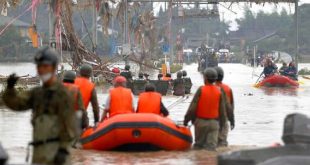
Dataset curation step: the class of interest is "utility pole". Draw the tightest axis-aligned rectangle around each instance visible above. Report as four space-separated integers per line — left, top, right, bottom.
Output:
92 0 98 53
168 0 173 63
294 0 299 69
48 0 56 49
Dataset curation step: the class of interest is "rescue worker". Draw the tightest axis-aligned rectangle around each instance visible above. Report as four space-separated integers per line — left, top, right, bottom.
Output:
2 47 78 165
162 73 172 81
75 64 99 127
155 73 169 96
158 73 163 80
263 59 278 77
184 68 226 151
112 67 120 75
137 73 145 80
214 67 235 147
102 76 134 119
63 71 88 129
136 83 169 117
208 51 218 67
182 70 193 94
120 65 133 81
144 73 150 81
279 62 288 76
287 62 298 80
120 65 133 90
173 71 185 96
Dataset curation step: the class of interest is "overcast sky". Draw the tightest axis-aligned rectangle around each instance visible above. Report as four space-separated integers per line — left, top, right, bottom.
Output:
154 0 309 31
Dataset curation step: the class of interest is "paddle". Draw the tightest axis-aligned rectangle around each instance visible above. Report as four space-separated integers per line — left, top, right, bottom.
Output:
253 72 264 87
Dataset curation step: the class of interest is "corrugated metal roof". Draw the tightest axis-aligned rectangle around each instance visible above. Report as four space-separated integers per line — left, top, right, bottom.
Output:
0 15 30 27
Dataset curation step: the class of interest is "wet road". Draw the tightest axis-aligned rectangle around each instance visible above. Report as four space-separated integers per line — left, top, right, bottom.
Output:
1 63 310 164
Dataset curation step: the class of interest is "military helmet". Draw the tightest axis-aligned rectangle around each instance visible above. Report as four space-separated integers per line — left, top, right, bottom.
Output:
177 71 183 78
203 68 218 82
34 47 58 66
182 70 187 77
145 83 156 92
79 64 93 77
125 65 130 70
63 71 76 82
214 67 224 81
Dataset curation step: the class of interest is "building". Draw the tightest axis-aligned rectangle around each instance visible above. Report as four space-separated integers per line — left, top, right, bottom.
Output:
0 15 30 37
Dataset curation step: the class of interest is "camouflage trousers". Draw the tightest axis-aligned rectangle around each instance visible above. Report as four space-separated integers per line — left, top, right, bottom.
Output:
218 121 229 147
32 143 71 165
194 118 219 151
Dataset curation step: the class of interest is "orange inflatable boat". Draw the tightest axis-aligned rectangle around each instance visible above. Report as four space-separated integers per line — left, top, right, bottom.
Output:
80 113 192 151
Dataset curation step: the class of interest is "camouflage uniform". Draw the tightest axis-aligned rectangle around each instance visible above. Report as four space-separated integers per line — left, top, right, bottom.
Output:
183 77 193 94
184 87 226 150
173 78 185 96
2 81 77 165
218 86 235 147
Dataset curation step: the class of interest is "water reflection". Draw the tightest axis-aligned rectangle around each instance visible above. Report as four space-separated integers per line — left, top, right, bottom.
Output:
260 87 298 96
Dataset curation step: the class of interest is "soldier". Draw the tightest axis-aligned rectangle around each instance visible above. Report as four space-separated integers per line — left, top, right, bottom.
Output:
75 64 100 127
120 65 133 81
137 73 145 80
62 71 88 129
184 68 226 151
157 73 163 80
214 67 235 147
136 83 169 117
120 65 133 89
154 73 169 96
182 70 193 94
173 71 185 96
101 76 134 120
2 47 78 165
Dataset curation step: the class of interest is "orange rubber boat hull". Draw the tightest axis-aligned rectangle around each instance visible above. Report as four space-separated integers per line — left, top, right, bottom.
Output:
258 75 299 87
80 113 192 151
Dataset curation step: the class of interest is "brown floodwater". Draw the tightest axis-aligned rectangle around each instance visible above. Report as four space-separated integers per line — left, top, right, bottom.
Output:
1 63 310 164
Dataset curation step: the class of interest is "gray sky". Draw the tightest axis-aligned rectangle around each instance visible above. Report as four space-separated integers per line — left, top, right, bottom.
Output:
154 0 309 31
219 0 309 30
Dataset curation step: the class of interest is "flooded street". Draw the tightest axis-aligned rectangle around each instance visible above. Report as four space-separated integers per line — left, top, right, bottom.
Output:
1 63 310 164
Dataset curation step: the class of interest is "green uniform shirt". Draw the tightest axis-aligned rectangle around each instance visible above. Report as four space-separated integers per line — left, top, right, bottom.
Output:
2 81 78 164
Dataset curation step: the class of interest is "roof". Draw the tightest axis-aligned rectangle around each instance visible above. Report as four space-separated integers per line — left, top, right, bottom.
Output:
0 15 30 28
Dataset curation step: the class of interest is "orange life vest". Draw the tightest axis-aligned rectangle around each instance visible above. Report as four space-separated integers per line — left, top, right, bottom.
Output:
137 92 161 115
162 77 172 81
74 77 95 109
109 87 133 117
216 82 233 104
63 82 80 111
196 85 221 119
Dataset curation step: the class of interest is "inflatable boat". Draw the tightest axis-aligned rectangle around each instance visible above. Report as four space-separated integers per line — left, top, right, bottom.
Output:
257 75 298 88
80 113 192 151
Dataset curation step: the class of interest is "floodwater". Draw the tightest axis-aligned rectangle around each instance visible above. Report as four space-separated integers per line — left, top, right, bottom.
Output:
1 63 310 164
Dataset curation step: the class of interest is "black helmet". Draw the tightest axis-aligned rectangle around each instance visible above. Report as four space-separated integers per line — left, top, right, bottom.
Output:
145 83 156 92
203 68 218 83
177 71 183 78
34 47 58 66
166 73 171 78
182 70 187 77
214 67 224 81
158 73 163 78
63 71 76 83
79 64 93 77
125 65 130 70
